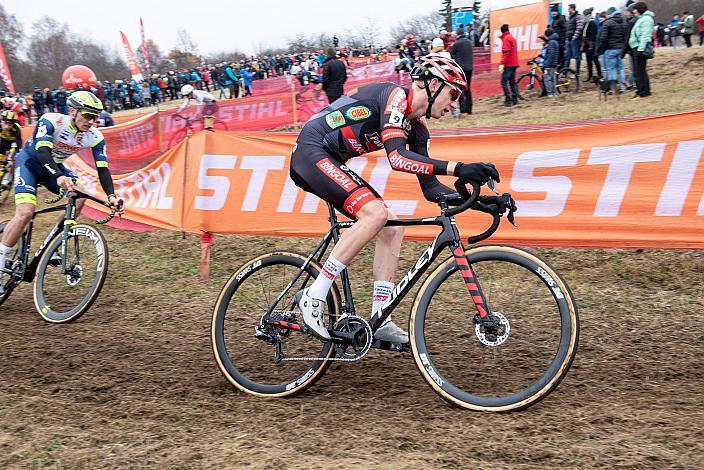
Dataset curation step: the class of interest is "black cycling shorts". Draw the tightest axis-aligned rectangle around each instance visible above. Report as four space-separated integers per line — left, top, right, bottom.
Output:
290 142 383 219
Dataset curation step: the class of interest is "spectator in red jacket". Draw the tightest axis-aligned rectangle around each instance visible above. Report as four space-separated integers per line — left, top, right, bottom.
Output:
499 24 520 107
696 14 704 46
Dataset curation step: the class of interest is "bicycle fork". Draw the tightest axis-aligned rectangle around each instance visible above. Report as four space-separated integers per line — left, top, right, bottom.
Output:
451 244 498 331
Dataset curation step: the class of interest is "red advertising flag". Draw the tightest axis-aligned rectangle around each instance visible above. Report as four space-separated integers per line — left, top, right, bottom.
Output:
120 31 144 82
0 40 16 94
140 18 152 76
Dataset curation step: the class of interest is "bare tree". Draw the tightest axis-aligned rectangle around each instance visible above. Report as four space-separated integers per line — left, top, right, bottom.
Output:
206 50 248 64
175 30 199 56
343 17 382 48
389 11 445 47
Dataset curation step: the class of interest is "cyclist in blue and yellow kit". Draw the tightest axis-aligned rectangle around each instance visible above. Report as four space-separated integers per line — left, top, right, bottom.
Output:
0 91 123 291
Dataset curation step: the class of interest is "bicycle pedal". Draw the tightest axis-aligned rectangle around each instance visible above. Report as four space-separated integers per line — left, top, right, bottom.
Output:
371 339 409 353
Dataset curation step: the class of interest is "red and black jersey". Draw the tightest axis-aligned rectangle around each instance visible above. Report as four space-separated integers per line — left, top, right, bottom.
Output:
295 82 447 176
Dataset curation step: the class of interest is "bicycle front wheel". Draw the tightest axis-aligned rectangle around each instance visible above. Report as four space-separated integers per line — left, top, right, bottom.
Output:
211 251 339 398
33 224 109 323
557 68 580 93
516 74 545 99
410 245 579 411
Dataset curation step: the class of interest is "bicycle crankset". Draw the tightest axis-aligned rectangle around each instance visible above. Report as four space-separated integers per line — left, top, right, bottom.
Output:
474 311 510 347
331 316 373 360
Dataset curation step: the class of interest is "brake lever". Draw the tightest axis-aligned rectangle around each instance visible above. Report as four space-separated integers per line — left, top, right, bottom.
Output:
487 178 498 194
500 193 518 227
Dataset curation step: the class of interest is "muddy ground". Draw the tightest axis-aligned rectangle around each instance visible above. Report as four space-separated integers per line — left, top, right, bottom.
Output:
0 222 702 469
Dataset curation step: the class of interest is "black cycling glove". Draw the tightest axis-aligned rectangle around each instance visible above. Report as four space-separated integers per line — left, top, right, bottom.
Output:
453 162 500 185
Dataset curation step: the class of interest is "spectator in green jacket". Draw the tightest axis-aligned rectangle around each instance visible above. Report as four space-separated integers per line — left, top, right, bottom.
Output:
680 11 695 48
628 2 654 99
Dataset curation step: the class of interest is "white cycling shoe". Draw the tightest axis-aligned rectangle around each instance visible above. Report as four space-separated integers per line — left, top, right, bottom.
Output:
295 288 331 340
374 321 409 344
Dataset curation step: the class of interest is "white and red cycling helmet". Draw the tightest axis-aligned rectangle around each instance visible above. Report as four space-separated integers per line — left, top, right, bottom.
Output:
410 54 468 92
410 54 468 118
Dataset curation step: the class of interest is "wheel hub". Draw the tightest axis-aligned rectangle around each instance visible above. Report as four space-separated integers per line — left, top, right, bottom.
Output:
66 264 83 287
475 312 510 347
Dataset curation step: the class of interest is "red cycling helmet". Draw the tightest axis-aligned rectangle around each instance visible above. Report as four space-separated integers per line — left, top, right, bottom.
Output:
410 54 468 91
410 54 468 118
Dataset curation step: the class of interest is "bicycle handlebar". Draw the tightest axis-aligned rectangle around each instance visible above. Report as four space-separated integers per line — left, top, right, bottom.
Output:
44 185 123 225
445 179 481 217
443 178 518 245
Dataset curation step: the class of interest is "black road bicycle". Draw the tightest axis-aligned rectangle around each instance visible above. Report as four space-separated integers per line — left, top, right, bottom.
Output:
0 189 121 323
211 180 579 411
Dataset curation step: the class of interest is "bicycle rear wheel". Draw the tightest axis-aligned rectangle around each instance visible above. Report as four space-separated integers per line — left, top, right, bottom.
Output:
516 74 545 99
33 224 109 323
211 251 339 398
410 245 579 411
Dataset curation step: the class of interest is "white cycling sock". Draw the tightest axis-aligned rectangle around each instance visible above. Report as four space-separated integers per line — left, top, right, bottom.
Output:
308 255 346 301
372 280 394 326
0 243 11 273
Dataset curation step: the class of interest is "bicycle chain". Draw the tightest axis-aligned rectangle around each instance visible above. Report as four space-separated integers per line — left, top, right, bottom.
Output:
281 354 362 362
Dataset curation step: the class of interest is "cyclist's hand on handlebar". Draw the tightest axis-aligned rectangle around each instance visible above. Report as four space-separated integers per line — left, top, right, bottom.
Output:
454 162 500 186
477 194 518 225
57 176 79 192
107 194 125 215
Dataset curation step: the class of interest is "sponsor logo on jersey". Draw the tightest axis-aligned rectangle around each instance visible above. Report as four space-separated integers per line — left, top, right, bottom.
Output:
36 123 48 138
364 132 383 151
388 150 432 175
325 111 346 129
316 158 359 190
345 106 371 121
343 187 377 216
385 88 407 114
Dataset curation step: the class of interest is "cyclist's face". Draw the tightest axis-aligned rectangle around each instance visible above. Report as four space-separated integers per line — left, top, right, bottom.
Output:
0 121 11 131
73 110 99 131
429 79 459 118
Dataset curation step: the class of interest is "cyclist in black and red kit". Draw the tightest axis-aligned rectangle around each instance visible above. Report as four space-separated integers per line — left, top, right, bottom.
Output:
291 54 500 344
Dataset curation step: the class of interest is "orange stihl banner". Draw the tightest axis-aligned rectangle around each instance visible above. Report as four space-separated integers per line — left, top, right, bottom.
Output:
68 111 704 249
491 1 549 65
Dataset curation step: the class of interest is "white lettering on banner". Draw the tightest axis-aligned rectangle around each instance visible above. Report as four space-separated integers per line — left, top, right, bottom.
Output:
588 144 665 217
117 123 157 155
239 156 285 211
368 158 417 215
511 149 580 217
195 155 237 211
117 162 174 209
0 58 14 93
655 140 703 216
217 101 287 122
277 176 301 212
492 25 541 53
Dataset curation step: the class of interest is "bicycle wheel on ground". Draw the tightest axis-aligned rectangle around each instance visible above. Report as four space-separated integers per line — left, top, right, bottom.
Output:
0 222 24 307
557 68 580 93
516 74 545 99
410 245 579 411
33 224 109 323
212 251 339 398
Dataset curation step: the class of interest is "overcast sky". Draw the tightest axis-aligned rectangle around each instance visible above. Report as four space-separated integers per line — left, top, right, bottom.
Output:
7 0 625 56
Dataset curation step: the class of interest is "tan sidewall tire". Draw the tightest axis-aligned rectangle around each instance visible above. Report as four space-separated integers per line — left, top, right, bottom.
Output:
410 245 578 411
211 251 338 398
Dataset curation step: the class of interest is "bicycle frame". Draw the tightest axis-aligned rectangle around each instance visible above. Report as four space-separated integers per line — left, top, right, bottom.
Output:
5 191 115 284
263 200 492 334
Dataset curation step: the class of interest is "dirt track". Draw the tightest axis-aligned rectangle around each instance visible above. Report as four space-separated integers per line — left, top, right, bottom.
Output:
1 227 702 469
